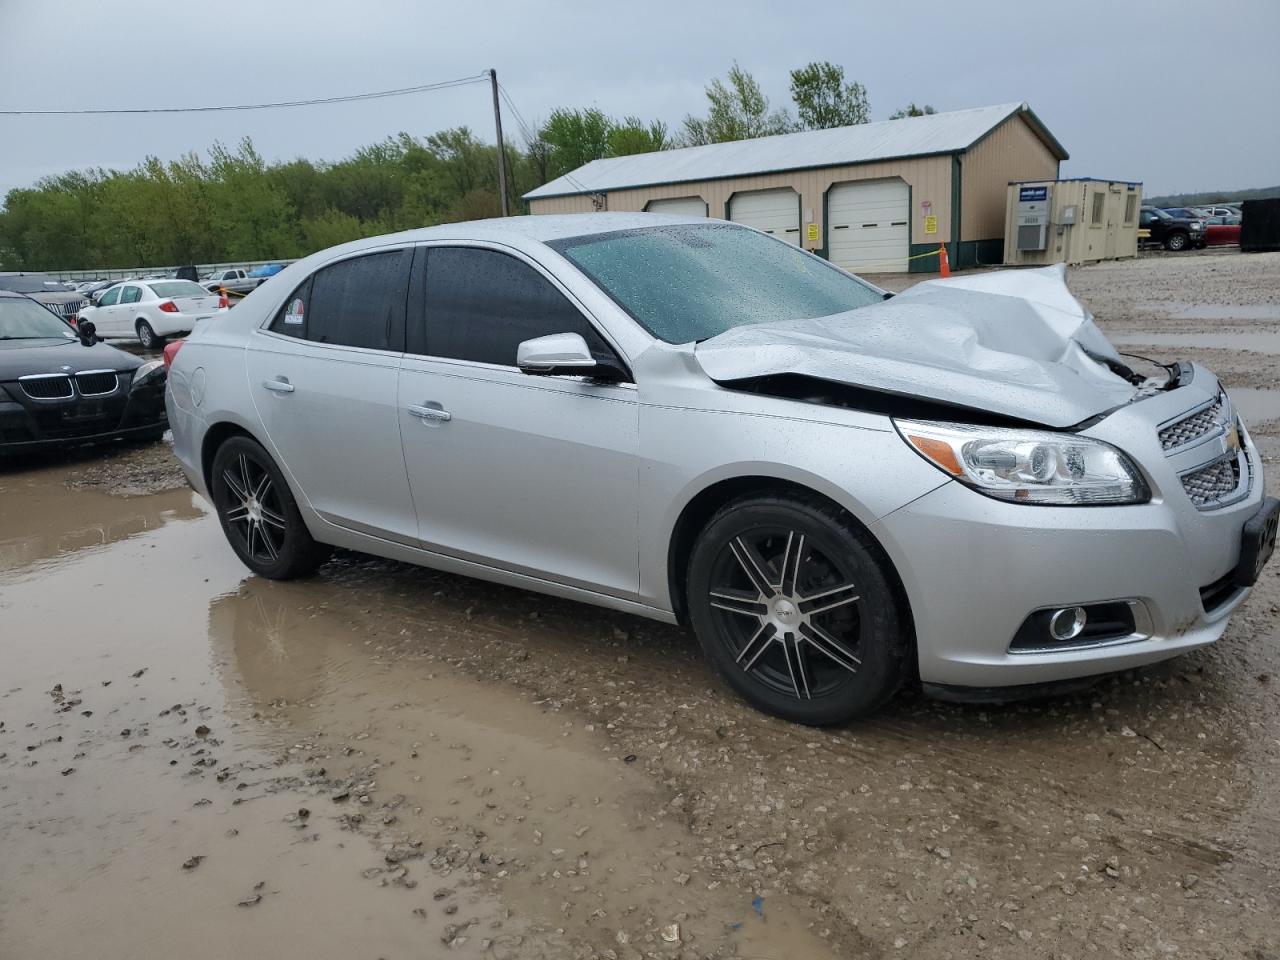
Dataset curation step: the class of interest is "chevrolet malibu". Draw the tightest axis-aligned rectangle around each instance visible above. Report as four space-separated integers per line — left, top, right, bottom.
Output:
166 214 1277 724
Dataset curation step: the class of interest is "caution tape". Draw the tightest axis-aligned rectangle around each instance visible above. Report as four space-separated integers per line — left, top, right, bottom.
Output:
851 245 948 273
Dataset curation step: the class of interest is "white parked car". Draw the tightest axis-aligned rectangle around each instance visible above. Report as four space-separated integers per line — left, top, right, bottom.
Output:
78 279 225 348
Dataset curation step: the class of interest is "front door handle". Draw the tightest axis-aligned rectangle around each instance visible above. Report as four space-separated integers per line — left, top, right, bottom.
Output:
263 377 294 394
407 403 451 422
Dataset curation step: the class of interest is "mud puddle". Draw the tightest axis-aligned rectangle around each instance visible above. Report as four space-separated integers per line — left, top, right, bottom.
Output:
0 474 840 958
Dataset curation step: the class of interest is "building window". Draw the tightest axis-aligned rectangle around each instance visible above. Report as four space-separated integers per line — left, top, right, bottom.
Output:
1124 194 1137 225
1091 192 1106 225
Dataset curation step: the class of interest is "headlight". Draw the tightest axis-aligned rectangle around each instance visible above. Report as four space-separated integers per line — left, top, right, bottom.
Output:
132 359 164 385
895 419 1148 505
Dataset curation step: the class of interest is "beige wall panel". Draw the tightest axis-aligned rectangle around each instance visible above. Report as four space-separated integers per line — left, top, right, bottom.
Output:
961 117 1059 240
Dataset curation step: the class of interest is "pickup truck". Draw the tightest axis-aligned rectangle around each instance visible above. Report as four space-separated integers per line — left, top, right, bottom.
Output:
1139 207 1206 251
200 268 259 295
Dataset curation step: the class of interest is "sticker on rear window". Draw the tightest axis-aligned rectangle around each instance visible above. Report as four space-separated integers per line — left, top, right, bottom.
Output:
284 298 304 325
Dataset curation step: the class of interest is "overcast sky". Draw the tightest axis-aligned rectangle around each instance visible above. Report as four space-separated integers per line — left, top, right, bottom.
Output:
2 0 1277 202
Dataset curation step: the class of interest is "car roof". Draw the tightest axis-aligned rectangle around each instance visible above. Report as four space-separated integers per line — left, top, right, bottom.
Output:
341 212 719 249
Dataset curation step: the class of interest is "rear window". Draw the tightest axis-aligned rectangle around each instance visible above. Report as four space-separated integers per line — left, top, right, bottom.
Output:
149 281 209 298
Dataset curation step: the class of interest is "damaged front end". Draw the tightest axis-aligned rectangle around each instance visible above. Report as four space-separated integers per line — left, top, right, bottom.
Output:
695 264 1180 430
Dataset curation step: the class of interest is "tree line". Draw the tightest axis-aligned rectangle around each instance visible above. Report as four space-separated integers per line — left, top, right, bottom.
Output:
0 62 936 271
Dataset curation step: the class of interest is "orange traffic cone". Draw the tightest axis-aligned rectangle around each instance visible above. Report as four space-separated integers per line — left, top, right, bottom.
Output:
938 244 951 278
218 287 230 309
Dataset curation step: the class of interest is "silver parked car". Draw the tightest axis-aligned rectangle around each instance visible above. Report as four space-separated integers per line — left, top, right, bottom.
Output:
166 214 1277 724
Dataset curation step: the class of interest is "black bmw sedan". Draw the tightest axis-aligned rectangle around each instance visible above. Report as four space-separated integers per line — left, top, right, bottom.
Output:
0 290 167 454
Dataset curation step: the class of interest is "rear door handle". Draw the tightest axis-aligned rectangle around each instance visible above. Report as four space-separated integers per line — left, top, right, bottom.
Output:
263 377 294 393
408 403 451 422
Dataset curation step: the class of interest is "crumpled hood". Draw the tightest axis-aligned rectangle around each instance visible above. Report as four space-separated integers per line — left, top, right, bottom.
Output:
695 264 1139 428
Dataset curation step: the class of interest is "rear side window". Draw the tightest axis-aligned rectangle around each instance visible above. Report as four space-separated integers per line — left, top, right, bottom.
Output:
417 246 612 366
270 278 311 339
268 250 409 350
121 286 142 304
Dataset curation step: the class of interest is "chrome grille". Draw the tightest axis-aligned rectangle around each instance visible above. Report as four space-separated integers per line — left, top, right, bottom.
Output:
19 374 74 400
1159 395 1224 450
1181 455 1243 508
40 298 86 319
75 371 119 396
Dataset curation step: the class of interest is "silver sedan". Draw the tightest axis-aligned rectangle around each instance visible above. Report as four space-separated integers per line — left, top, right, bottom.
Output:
165 214 1277 724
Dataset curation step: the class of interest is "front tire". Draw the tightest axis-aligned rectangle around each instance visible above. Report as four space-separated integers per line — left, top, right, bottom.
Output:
686 493 909 725
136 319 163 349
1164 232 1188 252
210 436 329 579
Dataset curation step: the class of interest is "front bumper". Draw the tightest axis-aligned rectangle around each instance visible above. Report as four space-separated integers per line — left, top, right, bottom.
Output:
873 369 1267 689
0 375 167 453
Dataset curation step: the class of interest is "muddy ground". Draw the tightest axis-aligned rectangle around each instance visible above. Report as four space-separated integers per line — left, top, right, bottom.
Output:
2 249 1278 960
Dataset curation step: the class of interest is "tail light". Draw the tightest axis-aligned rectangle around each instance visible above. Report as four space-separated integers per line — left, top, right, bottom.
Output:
162 339 185 370
158 300 179 313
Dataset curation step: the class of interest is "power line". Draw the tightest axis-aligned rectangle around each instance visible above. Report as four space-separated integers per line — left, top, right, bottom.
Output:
499 83 596 199
0 73 490 116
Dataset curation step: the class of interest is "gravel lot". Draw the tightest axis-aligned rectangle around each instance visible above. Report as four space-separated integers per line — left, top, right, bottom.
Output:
2 249 1278 959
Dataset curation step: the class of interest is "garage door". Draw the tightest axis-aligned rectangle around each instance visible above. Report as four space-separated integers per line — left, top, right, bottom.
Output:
729 188 800 245
827 179 910 272
645 196 707 217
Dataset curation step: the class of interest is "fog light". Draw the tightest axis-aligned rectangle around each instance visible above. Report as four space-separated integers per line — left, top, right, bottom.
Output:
1048 606 1087 642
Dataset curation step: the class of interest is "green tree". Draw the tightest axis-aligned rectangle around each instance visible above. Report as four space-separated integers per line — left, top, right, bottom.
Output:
889 103 937 119
789 62 869 129
682 63 794 145
539 108 613 178
607 117 668 157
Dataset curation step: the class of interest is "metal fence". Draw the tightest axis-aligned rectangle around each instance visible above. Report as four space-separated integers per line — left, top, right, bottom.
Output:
52 258 300 282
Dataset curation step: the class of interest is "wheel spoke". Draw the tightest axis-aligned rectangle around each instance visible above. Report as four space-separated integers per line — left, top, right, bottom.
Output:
730 537 775 597
709 588 766 618
799 621 861 673
222 467 249 500
237 454 252 500
257 521 279 561
735 622 774 672
245 519 259 558
799 581 860 617
258 503 287 529
252 473 273 501
782 636 811 700
224 503 250 523
779 532 805 595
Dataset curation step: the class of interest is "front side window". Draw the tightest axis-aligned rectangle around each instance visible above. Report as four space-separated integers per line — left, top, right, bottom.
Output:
550 223 883 344
99 287 121 306
418 247 615 366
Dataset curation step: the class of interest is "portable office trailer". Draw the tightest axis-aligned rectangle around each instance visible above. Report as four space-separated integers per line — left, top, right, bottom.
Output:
1004 178 1142 266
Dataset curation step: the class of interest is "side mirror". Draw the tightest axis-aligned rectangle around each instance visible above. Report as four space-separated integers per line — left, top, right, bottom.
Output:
516 332 599 376
77 320 99 344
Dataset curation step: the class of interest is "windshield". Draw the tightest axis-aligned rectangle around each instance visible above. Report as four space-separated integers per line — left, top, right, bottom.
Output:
550 224 885 344
0 297 77 340
148 280 209 298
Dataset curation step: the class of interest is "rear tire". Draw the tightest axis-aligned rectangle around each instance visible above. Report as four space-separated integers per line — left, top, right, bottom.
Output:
686 493 909 725
210 436 330 579
136 319 163 349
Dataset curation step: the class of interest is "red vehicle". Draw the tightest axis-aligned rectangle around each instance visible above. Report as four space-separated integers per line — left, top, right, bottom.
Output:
1204 218 1241 246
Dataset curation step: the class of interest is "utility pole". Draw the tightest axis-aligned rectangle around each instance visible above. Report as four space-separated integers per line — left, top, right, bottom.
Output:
490 68 510 217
